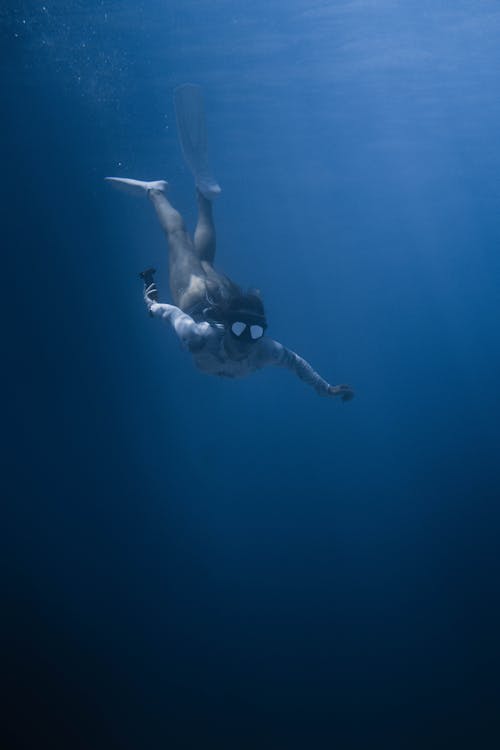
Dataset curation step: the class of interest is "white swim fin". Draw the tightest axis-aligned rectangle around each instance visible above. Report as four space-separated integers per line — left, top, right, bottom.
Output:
174 84 221 200
105 177 168 196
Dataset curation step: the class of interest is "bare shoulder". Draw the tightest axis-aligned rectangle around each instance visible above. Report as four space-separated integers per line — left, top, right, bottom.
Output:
178 318 218 353
194 321 223 349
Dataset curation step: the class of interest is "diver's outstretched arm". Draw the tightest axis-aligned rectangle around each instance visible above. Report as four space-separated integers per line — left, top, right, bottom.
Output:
142 281 209 353
260 340 354 400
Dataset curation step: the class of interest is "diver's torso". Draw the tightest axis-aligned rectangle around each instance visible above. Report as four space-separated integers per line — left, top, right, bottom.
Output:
191 326 265 378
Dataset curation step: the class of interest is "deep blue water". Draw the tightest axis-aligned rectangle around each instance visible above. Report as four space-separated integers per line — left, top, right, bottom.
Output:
4 2 500 748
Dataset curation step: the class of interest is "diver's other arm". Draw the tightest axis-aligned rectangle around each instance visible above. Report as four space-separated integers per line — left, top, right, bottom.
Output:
263 340 354 400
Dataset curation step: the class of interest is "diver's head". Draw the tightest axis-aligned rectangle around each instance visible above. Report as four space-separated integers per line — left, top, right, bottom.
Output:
224 291 267 343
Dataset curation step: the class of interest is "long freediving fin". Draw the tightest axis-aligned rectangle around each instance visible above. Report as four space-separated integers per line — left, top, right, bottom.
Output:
174 84 221 200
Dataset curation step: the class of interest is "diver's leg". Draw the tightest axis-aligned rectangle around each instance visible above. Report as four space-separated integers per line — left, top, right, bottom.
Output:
105 176 212 310
148 187 208 310
193 188 244 303
194 189 216 264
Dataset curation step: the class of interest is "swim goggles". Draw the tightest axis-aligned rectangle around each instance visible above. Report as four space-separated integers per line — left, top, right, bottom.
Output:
230 320 265 340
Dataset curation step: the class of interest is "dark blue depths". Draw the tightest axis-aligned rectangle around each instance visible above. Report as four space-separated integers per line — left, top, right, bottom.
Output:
3 1 500 748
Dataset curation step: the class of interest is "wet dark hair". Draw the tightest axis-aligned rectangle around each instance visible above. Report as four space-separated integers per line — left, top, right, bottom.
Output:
204 286 267 327
225 291 266 322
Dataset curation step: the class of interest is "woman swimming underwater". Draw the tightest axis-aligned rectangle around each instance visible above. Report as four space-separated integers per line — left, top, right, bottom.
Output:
106 85 353 400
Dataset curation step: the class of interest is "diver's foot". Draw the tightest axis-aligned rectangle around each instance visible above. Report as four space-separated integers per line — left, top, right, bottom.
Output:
196 176 221 201
105 177 168 196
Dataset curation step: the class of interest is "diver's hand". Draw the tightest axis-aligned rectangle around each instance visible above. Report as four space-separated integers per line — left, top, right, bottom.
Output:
144 282 158 309
329 384 354 401
139 268 158 309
